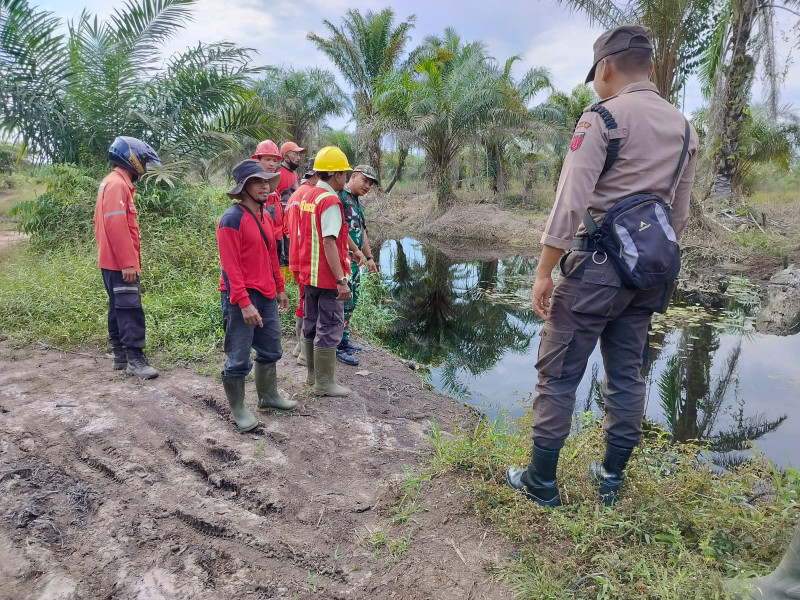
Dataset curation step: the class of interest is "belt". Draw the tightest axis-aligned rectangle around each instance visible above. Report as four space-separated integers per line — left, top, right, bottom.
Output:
572 236 603 252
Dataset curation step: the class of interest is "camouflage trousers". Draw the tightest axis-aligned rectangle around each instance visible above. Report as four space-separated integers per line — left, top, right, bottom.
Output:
342 259 361 342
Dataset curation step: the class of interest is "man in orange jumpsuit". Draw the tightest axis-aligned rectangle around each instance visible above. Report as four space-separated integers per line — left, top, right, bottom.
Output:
94 136 161 379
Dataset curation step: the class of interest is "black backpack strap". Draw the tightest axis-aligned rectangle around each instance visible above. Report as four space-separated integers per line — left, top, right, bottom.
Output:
668 118 691 199
589 103 620 176
236 203 271 252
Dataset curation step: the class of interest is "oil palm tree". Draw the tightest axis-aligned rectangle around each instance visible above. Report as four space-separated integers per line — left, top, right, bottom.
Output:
701 0 800 203
530 84 598 186
481 59 553 197
308 8 416 183
552 0 714 101
253 67 350 148
694 103 800 190
1 0 281 171
0 0 72 161
375 30 523 208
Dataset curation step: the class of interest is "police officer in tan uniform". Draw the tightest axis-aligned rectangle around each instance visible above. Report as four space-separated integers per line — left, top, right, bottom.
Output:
506 25 698 507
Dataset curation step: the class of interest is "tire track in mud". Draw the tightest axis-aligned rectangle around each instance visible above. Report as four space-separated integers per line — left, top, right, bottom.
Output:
172 509 347 584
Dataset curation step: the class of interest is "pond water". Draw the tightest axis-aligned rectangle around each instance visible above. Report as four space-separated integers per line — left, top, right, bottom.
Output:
376 238 800 469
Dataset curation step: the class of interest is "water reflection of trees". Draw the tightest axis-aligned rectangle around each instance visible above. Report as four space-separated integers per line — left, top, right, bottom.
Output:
382 241 538 396
657 324 787 467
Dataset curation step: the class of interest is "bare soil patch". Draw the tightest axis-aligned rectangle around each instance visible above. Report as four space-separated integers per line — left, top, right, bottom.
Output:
369 191 546 255
0 341 510 599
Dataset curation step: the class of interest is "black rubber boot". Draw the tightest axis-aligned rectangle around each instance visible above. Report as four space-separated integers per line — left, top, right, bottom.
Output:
125 349 159 379
338 339 362 353
729 522 800 599
336 348 359 366
589 443 634 506
506 444 562 507
112 347 127 370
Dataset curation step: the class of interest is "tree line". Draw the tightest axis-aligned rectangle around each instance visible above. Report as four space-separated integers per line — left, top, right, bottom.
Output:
1 0 798 209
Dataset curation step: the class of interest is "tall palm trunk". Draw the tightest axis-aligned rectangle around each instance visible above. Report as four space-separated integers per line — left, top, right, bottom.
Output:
367 136 382 185
384 144 408 193
710 0 758 204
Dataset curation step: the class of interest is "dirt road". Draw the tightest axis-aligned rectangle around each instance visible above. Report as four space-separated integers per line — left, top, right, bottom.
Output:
0 341 509 599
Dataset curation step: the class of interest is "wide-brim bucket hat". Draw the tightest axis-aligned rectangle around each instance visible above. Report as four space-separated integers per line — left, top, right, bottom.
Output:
227 159 280 198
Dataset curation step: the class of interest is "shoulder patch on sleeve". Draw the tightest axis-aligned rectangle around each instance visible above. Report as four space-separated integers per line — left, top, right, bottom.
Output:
570 132 585 151
218 206 244 231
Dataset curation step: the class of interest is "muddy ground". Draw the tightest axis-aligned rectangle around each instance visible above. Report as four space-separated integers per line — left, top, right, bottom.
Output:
0 340 511 600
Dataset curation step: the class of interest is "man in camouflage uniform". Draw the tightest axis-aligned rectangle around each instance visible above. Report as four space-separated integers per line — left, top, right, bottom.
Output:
336 165 379 366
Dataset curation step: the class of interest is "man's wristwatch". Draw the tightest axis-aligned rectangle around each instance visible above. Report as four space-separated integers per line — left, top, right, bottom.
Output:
336 277 348 285
365 256 374 261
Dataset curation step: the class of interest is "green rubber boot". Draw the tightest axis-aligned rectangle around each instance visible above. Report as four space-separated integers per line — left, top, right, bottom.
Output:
313 347 351 397
254 361 297 412
296 320 308 367
221 374 258 432
304 339 315 385
292 317 303 357
731 523 800 599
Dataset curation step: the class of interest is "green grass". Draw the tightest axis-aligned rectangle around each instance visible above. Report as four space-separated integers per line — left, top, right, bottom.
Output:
422 412 799 600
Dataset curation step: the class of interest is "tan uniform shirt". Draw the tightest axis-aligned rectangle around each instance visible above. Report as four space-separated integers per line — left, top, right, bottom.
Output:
542 81 698 251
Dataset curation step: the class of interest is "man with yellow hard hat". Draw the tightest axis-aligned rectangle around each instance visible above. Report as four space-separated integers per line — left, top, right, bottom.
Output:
297 146 354 397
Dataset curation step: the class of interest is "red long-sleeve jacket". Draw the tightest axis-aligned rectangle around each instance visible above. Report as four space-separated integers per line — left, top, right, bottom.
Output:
217 203 285 308
94 167 140 271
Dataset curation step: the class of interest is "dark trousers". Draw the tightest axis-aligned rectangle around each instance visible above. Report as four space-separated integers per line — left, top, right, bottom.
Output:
303 285 344 349
101 268 146 350
278 236 290 267
221 290 282 377
532 252 670 450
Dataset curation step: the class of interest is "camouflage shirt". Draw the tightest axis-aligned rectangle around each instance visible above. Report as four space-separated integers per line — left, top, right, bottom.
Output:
340 187 367 250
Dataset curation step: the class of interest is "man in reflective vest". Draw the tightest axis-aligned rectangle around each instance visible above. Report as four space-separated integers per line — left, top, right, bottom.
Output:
298 147 353 397
276 142 306 271
286 157 318 366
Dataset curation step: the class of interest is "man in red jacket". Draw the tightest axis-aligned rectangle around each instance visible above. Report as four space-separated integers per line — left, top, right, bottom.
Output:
217 160 296 432
276 142 306 269
94 136 161 379
251 140 285 251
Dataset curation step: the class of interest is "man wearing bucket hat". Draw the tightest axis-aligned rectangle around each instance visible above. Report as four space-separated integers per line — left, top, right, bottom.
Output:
217 159 296 432
335 164 380 366
506 25 698 507
275 142 307 271
298 146 353 397
285 157 319 366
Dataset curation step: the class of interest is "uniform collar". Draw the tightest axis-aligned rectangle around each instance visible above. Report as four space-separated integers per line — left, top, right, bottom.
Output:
113 166 135 190
342 184 358 200
610 80 660 100
316 180 337 195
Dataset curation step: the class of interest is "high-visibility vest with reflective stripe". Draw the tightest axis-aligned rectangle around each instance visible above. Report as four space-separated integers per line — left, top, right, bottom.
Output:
298 187 349 289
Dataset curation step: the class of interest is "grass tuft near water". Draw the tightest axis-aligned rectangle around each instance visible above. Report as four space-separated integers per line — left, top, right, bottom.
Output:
426 411 799 599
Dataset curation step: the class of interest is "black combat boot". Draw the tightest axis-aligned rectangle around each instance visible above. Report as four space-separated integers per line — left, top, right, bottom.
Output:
338 339 362 353
336 347 359 366
589 443 634 506
112 346 127 370
506 444 562 508
125 349 159 380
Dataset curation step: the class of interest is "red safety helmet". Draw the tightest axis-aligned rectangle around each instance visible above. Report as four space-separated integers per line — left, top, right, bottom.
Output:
251 140 281 160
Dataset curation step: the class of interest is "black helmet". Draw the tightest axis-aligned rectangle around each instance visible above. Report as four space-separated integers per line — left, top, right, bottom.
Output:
108 136 161 179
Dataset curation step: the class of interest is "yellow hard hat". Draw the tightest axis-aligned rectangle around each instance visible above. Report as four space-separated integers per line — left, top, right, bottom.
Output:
312 146 352 172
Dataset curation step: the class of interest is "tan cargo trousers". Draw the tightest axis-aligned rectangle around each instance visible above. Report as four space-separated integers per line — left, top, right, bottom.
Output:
532 251 671 449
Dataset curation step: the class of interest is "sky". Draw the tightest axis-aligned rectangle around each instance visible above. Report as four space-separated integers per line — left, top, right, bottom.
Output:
38 0 800 130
